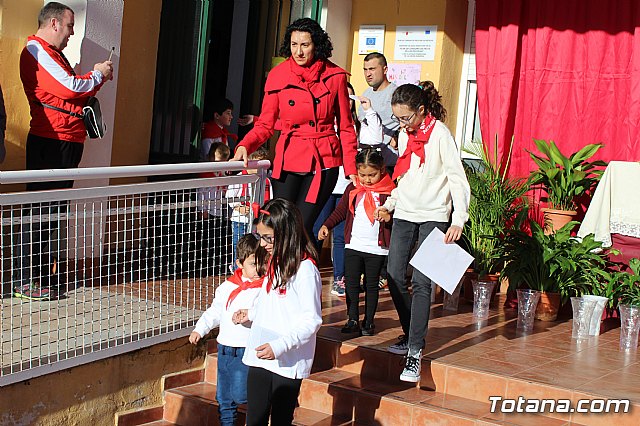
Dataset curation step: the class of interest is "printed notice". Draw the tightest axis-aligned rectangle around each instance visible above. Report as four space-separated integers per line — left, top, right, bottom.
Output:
358 25 385 54
394 26 437 61
409 228 474 295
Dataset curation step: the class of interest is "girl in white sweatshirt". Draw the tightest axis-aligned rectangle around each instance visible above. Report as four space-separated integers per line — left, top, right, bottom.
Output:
375 82 470 383
233 198 322 426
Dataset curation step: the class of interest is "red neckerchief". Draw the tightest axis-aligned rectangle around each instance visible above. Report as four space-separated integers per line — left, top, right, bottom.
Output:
348 174 396 224
239 170 272 218
289 58 325 89
266 254 316 295
226 268 264 309
392 115 437 181
202 121 237 145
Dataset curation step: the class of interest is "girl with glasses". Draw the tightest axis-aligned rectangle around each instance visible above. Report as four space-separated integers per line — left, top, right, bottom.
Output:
374 81 470 383
232 198 322 426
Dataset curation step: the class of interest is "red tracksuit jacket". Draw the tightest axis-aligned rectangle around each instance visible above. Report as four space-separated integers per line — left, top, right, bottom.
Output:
20 35 105 143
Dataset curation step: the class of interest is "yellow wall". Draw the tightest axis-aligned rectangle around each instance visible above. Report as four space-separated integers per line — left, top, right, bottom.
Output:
110 0 161 174
348 0 467 133
0 0 42 174
0 338 205 426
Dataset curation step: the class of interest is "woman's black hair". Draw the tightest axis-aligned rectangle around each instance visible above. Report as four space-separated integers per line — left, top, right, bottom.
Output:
355 147 385 171
391 81 447 122
255 198 318 290
346 82 361 134
279 18 333 61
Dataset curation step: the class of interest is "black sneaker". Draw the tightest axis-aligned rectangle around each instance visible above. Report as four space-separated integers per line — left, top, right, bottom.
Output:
387 335 409 355
341 319 361 334
361 322 375 336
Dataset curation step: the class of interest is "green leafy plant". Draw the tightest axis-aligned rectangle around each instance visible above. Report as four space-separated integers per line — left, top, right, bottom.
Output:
527 139 606 211
462 137 529 276
619 258 640 307
494 220 609 302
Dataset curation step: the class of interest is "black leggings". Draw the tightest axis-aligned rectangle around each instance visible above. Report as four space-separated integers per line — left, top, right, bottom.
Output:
271 168 339 238
344 248 386 326
246 366 302 426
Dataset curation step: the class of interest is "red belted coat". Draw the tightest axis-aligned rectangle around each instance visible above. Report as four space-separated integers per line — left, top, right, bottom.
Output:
236 58 358 203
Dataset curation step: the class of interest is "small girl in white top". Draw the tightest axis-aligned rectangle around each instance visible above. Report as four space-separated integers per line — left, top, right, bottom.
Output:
318 148 394 336
233 198 322 426
375 81 470 383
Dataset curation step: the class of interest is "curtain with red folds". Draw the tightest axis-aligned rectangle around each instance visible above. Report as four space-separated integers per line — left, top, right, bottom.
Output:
476 0 640 180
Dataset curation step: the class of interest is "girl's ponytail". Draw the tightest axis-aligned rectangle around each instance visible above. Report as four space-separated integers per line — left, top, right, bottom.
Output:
419 81 446 122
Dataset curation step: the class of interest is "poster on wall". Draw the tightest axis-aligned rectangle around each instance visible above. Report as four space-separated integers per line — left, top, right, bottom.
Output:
394 26 437 61
358 25 385 55
387 63 422 86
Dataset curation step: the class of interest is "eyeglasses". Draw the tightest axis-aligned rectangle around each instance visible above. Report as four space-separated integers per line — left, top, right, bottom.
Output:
391 111 416 124
253 233 275 245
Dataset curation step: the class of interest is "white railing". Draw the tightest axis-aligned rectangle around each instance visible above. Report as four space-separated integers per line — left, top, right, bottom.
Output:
0 160 270 386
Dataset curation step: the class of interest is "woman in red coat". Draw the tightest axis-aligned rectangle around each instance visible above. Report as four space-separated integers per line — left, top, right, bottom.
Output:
232 18 358 235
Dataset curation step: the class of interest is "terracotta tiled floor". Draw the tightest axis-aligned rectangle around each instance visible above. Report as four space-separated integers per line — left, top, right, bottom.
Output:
316 267 640 406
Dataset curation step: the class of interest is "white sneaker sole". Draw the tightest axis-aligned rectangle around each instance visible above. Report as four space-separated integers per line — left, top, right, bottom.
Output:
400 373 420 383
387 346 409 355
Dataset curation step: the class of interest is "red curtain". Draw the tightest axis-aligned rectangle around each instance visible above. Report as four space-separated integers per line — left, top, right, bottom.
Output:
476 0 640 179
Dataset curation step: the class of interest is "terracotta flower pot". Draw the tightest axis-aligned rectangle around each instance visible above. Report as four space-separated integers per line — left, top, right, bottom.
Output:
535 292 561 321
542 208 577 235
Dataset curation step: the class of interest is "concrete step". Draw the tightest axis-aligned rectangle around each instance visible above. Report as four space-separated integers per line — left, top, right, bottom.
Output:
298 367 573 426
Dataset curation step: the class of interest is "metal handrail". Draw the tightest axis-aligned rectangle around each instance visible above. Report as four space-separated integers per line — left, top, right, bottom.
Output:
0 160 270 184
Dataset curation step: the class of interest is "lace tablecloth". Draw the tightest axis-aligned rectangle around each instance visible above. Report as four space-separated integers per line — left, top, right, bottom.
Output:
578 161 640 247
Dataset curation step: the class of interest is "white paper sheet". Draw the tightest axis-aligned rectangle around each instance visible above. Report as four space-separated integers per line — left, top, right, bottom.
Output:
409 228 474 295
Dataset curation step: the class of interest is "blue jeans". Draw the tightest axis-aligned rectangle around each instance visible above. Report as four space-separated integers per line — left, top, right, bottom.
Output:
312 194 345 279
217 344 248 426
230 221 249 271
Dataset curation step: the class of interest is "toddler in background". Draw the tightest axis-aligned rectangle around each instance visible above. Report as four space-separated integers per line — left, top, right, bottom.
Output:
226 147 272 271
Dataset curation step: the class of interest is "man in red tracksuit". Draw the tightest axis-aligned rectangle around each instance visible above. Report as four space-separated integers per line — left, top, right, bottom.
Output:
14 2 113 300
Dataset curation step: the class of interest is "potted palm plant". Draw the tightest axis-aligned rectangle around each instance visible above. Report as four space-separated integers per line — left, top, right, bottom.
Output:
527 139 606 233
495 220 609 321
461 138 528 302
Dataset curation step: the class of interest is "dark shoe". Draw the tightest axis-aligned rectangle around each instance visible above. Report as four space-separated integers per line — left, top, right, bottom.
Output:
388 335 409 355
341 319 361 334
15 283 57 301
361 322 375 336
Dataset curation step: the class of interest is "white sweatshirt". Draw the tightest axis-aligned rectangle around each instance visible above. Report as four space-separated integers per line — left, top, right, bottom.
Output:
192 277 261 348
242 259 322 379
383 121 470 228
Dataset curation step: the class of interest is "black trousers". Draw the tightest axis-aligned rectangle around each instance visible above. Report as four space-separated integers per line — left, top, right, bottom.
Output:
246 366 302 426
270 168 339 238
14 134 84 288
344 248 386 326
